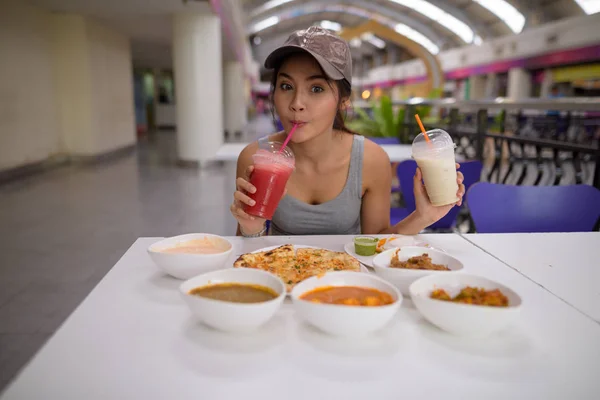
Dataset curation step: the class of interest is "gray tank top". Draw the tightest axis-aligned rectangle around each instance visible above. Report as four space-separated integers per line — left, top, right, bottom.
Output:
270 134 364 235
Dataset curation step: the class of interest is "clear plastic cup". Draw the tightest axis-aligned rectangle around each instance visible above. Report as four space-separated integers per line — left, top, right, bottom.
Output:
244 141 295 220
411 129 459 207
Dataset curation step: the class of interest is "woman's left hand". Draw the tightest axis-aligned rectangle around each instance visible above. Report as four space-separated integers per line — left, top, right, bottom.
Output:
413 163 465 226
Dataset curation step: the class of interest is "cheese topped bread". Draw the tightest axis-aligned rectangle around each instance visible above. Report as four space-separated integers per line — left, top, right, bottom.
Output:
234 245 360 292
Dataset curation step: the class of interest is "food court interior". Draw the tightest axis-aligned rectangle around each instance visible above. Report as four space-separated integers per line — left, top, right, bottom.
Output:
1 0 599 392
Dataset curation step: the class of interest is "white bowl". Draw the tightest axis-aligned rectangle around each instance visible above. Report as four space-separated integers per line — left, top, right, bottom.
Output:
148 233 233 280
290 271 402 337
410 273 522 337
180 268 286 333
372 247 463 296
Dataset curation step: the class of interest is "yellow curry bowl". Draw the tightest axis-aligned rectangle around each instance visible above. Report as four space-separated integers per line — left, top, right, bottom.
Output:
290 271 402 337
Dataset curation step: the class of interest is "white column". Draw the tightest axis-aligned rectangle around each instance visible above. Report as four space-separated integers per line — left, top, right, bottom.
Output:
469 75 487 99
223 61 248 137
507 68 532 99
484 73 497 98
173 13 223 165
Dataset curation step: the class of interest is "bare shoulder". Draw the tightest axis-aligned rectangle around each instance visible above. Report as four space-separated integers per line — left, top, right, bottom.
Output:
362 137 391 174
238 141 258 164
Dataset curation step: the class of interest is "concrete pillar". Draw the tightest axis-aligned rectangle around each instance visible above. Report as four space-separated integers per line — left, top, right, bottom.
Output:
469 75 487 99
223 61 248 138
484 73 497 98
173 12 223 166
507 67 532 99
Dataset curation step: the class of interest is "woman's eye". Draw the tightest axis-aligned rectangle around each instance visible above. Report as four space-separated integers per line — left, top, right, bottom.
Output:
280 83 293 91
311 86 324 93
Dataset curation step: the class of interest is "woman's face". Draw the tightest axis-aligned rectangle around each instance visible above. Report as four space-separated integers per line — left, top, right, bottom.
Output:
273 53 340 143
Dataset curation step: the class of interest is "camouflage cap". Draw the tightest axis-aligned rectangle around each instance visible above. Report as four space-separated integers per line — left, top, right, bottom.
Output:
264 26 352 87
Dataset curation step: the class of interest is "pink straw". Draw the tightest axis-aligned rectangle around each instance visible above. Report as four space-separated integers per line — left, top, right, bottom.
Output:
278 123 298 153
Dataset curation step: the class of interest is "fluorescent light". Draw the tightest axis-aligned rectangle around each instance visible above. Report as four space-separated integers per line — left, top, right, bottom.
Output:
473 0 525 33
473 35 483 45
394 23 439 54
350 38 362 48
574 0 600 14
250 0 293 18
320 20 342 32
389 0 474 43
246 2 441 55
250 16 279 34
361 32 386 49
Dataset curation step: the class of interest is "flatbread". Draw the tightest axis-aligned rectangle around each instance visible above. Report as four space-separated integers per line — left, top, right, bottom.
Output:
234 245 361 292
297 248 360 276
233 244 294 272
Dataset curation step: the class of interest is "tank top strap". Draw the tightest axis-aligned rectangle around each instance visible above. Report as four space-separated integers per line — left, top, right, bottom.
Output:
348 135 364 199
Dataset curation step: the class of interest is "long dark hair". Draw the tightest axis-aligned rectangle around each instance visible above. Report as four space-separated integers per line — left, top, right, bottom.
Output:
269 55 356 135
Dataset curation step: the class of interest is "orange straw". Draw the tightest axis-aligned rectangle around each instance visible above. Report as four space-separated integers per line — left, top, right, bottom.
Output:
415 114 430 143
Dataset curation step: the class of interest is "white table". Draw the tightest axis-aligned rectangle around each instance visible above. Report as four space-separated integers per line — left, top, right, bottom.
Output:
462 232 600 322
214 143 247 161
2 234 599 399
214 143 418 163
380 144 464 163
380 144 412 162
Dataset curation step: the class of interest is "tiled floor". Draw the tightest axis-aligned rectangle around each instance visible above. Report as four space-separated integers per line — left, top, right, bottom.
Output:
0 130 245 390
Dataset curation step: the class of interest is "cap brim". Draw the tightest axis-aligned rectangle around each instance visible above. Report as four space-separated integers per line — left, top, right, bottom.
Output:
264 45 345 81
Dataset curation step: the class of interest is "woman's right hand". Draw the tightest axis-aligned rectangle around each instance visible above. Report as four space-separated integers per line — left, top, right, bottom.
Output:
230 165 267 235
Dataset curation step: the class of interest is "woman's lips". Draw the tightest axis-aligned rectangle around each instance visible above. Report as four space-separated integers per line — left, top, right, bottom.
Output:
290 121 306 127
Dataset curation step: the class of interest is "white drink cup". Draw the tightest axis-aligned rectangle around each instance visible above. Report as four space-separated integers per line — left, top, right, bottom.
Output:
411 129 459 207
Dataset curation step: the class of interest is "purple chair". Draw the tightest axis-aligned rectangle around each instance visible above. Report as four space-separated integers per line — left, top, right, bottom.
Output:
467 183 600 233
390 160 483 230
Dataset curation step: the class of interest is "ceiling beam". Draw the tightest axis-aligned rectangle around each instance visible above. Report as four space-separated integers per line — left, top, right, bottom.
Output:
247 0 449 48
426 0 493 39
247 0 495 46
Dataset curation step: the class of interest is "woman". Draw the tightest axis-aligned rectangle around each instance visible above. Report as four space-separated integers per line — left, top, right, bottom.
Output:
231 26 464 237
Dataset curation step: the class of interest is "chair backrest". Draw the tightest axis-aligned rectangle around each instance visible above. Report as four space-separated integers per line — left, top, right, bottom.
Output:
396 160 418 210
396 160 483 229
467 183 600 233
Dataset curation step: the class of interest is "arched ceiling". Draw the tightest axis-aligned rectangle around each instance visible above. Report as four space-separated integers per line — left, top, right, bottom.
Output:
243 0 590 73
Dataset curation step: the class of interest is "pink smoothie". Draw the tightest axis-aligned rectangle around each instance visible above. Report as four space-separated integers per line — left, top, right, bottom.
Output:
244 150 294 220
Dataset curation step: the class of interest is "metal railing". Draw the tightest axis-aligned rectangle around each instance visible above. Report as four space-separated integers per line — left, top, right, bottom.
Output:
354 98 600 189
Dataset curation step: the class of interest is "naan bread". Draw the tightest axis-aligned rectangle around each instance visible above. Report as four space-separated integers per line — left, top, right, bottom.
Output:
297 247 360 270
233 244 294 271
234 245 361 292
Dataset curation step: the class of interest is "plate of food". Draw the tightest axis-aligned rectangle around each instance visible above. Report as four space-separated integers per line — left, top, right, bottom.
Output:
409 274 522 337
234 244 368 292
371 247 464 296
344 235 437 268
